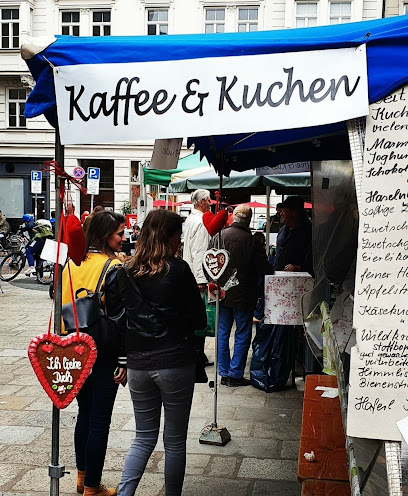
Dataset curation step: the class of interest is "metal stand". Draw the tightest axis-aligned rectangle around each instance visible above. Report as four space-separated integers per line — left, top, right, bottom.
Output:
199 286 231 446
49 126 67 496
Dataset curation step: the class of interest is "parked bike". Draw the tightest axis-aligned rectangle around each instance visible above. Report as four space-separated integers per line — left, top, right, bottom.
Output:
0 235 54 284
0 232 23 256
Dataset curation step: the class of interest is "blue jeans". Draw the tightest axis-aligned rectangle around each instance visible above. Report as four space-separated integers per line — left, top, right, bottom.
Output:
118 364 195 496
74 358 119 487
26 239 44 266
218 306 253 379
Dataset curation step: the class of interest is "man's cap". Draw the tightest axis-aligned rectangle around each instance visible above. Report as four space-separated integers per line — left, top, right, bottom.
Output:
281 196 305 210
233 204 252 222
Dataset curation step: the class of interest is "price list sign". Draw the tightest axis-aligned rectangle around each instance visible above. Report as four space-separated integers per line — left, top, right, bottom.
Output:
347 84 408 440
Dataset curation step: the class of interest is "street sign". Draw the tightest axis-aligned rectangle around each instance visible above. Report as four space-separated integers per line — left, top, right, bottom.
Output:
73 166 85 179
31 170 42 194
87 167 100 195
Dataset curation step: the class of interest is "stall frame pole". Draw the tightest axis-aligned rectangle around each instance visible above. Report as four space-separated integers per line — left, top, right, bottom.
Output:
49 125 66 496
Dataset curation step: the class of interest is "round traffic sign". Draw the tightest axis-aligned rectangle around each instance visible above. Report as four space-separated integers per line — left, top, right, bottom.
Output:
73 166 85 179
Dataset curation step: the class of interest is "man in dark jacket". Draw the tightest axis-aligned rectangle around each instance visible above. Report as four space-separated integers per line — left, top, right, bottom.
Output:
218 205 274 387
274 196 312 274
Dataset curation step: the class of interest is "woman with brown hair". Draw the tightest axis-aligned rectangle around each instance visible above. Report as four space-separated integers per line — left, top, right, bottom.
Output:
107 209 206 496
62 210 127 496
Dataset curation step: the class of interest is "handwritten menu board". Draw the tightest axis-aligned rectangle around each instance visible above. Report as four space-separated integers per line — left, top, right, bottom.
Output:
347 84 408 441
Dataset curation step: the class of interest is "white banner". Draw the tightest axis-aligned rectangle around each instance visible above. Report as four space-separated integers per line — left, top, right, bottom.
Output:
256 162 310 176
347 84 408 441
54 47 368 145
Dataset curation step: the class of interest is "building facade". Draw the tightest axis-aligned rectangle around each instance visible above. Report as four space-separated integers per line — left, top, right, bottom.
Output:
0 0 403 223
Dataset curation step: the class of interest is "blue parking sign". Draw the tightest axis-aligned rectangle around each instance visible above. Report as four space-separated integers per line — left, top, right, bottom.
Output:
31 171 42 182
31 170 42 193
87 167 100 180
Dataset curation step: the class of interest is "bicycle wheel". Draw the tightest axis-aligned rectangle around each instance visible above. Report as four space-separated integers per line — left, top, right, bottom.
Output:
0 251 25 281
37 260 54 285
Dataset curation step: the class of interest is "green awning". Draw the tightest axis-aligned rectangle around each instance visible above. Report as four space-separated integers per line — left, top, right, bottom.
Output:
143 153 209 186
169 169 310 193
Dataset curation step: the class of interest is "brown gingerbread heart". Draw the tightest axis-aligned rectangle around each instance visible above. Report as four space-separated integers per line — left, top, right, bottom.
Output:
28 333 97 409
202 249 229 281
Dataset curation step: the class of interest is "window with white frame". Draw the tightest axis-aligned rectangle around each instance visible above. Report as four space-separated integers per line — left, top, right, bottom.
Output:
295 2 317 27
61 11 80 36
92 11 111 36
329 2 351 23
8 89 26 128
1 8 19 49
404 3 408 14
205 8 225 33
147 9 168 35
238 8 258 32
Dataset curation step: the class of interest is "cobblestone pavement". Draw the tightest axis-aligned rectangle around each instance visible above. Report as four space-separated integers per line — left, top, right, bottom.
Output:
0 276 303 496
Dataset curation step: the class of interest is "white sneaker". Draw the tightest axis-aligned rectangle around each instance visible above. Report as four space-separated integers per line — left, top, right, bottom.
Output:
25 266 36 276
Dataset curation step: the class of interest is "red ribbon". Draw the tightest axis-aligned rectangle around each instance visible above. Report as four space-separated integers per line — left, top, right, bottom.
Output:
42 160 87 195
214 190 222 214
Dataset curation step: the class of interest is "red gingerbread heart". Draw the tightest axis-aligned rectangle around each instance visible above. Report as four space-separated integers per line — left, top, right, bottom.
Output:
28 333 97 409
202 210 228 237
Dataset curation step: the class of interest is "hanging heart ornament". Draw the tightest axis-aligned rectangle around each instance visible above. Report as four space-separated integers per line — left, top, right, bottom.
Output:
202 249 229 281
27 332 97 409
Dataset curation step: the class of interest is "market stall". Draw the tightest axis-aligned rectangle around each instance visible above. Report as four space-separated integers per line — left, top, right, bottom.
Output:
21 14 408 496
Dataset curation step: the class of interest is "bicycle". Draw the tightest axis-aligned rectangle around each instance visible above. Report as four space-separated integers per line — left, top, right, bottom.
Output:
0 232 23 256
0 235 54 284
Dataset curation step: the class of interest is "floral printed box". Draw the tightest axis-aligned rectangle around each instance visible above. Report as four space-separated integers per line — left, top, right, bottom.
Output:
264 272 314 325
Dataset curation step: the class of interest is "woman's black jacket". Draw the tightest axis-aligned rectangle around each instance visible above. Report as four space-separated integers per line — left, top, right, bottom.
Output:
105 257 207 357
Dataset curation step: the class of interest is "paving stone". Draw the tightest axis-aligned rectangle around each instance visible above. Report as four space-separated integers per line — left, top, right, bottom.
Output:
182 436 280 459
0 385 24 396
0 444 65 467
0 411 30 425
31 427 75 448
207 456 241 477
253 421 301 441
107 430 135 451
233 406 293 423
133 472 164 495
157 453 210 475
252 480 301 495
0 425 44 445
0 350 27 357
281 441 300 460
0 357 22 364
23 411 76 428
291 409 303 425
182 475 251 496
265 397 304 411
7 375 39 387
0 396 36 411
217 393 267 408
238 458 298 481
0 465 25 487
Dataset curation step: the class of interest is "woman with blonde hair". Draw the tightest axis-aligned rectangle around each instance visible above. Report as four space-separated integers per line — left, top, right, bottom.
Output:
107 209 206 496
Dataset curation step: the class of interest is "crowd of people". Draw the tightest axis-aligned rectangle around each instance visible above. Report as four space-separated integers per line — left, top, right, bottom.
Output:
4 192 312 496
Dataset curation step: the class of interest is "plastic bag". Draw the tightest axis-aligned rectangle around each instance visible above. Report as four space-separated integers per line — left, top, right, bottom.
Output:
250 322 291 392
195 291 216 337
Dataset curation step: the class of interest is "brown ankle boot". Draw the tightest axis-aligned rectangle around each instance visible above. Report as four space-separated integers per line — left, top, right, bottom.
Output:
76 470 85 493
83 484 117 496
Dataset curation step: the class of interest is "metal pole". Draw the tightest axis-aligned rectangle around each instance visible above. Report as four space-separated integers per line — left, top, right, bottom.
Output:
90 194 94 212
212 289 220 427
265 186 271 256
165 187 169 209
34 193 38 220
50 125 66 496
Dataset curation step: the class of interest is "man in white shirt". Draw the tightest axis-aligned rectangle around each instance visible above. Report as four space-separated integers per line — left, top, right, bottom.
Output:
183 189 213 366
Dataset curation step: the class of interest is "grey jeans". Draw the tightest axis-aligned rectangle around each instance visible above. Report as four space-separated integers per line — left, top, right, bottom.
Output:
117 364 195 496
